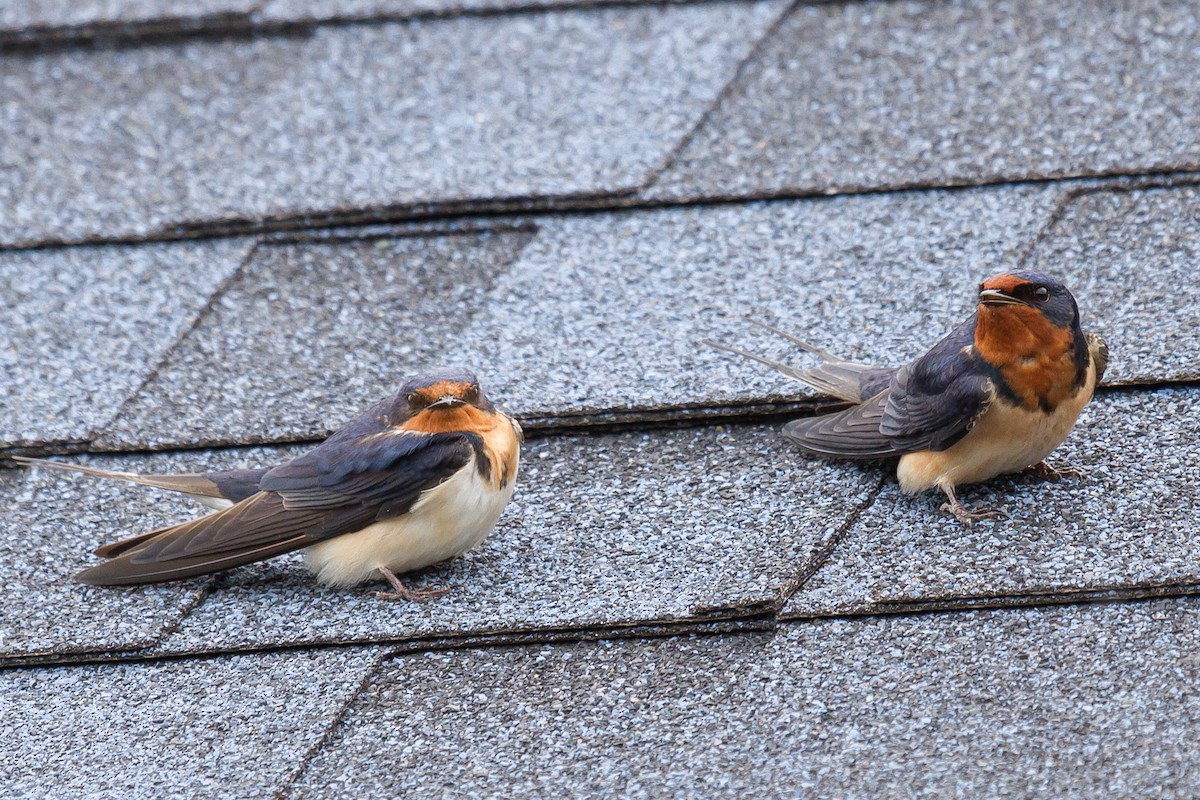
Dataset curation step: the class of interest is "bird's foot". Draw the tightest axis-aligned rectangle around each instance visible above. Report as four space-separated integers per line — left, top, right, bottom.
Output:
374 566 451 603
938 485 1007 527
1022 460 1086 482
374 586 451 602
939 500 1007 526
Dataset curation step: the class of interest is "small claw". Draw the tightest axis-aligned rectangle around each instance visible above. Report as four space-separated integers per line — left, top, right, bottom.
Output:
939 501 1007 527
938 484 1008 526
375 565 452 602
374 586 451 603
1022 461 1086 482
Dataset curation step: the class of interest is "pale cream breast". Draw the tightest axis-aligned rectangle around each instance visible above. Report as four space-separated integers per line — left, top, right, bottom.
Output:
897 359 1097 494
303 451 519 587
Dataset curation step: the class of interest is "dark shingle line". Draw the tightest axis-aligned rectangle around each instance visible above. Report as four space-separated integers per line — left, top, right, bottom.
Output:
770 475 887 612
7 586 1200 674
782 582 1200 622
271 646 392 800
626 0 801 194
0 0 781 51
6 381 1197 462
1011 177 1200 271
0 615 776 671
79 240 267 451
2 168 1198 256
0 11 264 52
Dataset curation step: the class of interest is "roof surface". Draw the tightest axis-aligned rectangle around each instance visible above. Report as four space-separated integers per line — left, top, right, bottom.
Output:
3 0 1199 796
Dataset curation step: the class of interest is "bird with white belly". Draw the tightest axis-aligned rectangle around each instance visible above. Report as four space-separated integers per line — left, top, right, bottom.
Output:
14 367 522 600
708 272 1108 523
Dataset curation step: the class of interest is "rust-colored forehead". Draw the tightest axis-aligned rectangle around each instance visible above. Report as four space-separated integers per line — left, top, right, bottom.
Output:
980 273 1030 294
412 380 472 398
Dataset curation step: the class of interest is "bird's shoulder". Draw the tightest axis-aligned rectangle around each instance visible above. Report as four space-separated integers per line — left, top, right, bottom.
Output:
880 316 1000 452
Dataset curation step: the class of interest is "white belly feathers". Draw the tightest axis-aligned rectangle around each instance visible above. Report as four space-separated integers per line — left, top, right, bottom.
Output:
303 453 518 587
896 368 1096 494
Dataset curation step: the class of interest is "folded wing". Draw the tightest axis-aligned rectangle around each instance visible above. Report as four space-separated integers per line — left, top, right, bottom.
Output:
76 429 477 585
782 317 996 459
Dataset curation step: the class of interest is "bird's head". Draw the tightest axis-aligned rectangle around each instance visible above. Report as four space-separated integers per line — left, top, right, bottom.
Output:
977 271 1079 328
400 367 495 418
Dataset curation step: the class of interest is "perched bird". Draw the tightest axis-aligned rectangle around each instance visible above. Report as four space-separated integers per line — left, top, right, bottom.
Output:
707 272 1108 523
14 367 522 600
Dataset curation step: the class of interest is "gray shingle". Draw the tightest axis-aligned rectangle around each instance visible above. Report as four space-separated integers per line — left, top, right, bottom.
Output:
4 646 384 800
1025 185 1200 384
256 0 630 23
0 1 787 247
783 387 1200 618
96 229 534 451
0 0 254 41
82 425 878 655
96 184 1065 449
286 599 1200 798
0 237 254 449
0 453 229 660
648 0 1200 201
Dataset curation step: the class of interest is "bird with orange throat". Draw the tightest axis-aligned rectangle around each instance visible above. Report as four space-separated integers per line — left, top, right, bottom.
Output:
14 367 522 600
709 272 1108 524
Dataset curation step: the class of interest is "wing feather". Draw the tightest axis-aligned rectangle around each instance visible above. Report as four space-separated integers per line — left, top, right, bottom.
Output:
781 316 996 458
782 391 898 458
77 430 476 585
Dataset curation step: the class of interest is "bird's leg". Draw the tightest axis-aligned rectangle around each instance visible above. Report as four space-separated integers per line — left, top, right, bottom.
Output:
374 566 451 602
938 484 1006 526
1022 460 1086 482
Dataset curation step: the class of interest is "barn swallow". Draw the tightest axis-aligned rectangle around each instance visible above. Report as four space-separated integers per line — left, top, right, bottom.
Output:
707 272 1108 524
13 367 522 600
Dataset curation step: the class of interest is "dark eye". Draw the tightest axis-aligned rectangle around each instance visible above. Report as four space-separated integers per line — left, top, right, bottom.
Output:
406 392 423 406
464 384 480 402
1033 286 1049 302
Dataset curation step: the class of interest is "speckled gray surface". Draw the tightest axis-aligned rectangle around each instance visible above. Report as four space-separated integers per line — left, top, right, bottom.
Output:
4 646 384 800
256 0 623 22
0 0 254 37
96 230 532 450
648 0 1200 201
287 599 1200 798
0 449 290 659
97 184 1068 449
127 425 879 654
0 237 254 449
0 1 786 247
1025 185 1200 385
783 387 1200 618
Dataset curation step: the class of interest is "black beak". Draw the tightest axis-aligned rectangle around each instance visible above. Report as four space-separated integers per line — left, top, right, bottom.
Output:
428 395 466 410
978 288 1025 307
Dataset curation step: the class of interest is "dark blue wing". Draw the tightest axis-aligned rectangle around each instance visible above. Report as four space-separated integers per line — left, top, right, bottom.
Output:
77 428 477 585
260 429 477 521
783 316 995 458
878 315 997 452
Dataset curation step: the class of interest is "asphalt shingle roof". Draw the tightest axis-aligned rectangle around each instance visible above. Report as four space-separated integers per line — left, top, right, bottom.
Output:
1 237 254 449
647 0 1200 201
5 425 877 661
292 599 1200 797
0 1 786 247
6 647 386 799
784 386 1200 618
3 0 1199 795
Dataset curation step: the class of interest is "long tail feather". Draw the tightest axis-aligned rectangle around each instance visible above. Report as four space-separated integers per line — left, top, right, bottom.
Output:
743 318 840 361
11 456 227 501
701 339 812 383
705 322 894 403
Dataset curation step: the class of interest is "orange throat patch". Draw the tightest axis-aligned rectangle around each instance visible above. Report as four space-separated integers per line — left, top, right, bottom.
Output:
401 404 496 435
974 305 1079 412
401 406 520 489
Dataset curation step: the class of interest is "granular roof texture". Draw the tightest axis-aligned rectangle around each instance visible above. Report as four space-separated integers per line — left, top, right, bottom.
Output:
2 0 1198 796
